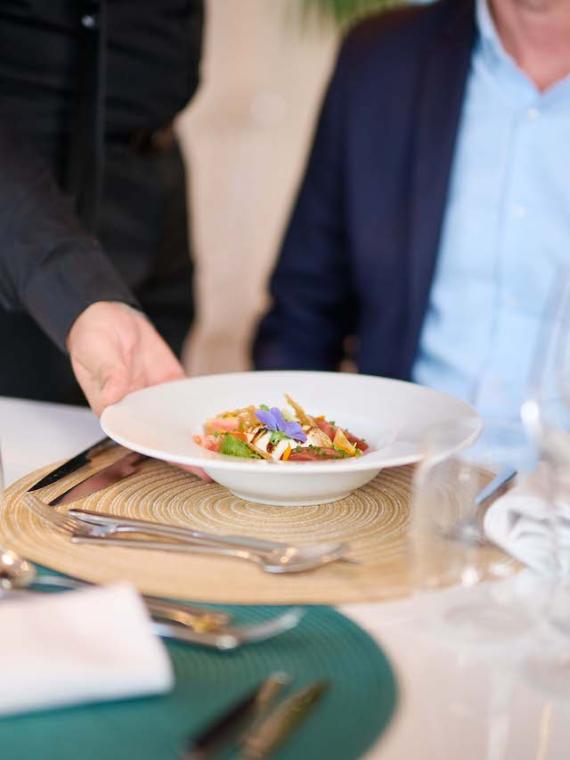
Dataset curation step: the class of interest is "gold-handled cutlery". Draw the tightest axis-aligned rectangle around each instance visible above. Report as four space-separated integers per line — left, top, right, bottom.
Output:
151 609 303 651
0 546 228 632
181 673 291 759
0 546 304 650
180 675 329 758
239 681 330 760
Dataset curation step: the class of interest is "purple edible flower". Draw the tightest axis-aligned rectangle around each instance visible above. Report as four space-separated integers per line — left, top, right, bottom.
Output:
255 407 307 443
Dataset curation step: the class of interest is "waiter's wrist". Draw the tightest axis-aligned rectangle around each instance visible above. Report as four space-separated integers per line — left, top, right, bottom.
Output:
23 238 140 352
66 301 144 354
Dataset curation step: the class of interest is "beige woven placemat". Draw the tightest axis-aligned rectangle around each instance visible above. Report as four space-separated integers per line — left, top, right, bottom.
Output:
2 457 419 603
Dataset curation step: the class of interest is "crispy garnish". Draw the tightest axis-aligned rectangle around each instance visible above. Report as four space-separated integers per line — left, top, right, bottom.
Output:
286 395 334 447
285 394 315 427
333 428 357 456
306 425 334 449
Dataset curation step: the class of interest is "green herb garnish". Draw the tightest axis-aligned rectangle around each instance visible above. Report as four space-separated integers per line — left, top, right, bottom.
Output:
220 434 261 459
269 430 289 446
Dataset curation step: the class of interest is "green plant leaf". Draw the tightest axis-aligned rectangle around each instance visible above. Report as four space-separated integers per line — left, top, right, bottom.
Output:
300 0 405 26
220 434 262 459
270 430 289 446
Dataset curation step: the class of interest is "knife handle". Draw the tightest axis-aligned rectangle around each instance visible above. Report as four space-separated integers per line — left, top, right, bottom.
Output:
240 681 329 760
182 673 290 758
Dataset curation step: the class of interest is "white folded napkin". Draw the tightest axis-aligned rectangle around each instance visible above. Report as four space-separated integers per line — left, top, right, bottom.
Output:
484 465 570 577
0 583 173 717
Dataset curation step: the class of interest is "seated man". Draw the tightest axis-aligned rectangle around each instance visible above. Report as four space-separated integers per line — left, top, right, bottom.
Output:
254 0 570 419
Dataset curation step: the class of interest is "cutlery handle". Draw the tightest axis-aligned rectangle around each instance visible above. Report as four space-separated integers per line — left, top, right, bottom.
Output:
144 599 226 633
152 620 239 650
71 533 258 563
474 466 518 507
69 508 288 552
182 675 289 759
240 681 329 760
30 575 229 630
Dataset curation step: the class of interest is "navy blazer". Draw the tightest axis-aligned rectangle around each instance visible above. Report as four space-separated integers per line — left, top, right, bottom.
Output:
254 0 477 379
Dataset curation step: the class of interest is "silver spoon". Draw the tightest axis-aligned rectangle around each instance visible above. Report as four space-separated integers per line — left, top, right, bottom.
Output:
0 547 229 630
70 533 352 574
441 466 518 545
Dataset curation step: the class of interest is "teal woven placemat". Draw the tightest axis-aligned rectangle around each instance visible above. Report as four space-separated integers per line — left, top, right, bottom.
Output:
0 600 397 760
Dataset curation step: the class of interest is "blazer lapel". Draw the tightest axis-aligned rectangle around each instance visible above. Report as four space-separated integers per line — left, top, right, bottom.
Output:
406 0 477 366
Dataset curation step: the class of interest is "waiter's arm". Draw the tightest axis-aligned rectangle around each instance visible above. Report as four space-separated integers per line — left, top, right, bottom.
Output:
0 126 136 348
0 126 184 413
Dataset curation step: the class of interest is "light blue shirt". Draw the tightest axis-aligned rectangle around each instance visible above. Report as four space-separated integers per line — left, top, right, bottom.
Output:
412 0 570 419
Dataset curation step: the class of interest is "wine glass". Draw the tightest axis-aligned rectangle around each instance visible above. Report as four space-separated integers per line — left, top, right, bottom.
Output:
409 417 539 649
522 269 570 601
515 269 570 695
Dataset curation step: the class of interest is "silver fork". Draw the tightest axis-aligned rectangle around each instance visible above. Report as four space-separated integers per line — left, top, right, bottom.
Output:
153 608 304 651
24 495 351 574
68 508 297 554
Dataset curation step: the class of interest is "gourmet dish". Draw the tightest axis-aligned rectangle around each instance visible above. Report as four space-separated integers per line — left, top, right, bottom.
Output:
194 395 369 462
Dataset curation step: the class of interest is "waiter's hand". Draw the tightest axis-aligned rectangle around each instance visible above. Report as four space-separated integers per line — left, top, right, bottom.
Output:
67 301 184 416
67 301 209 480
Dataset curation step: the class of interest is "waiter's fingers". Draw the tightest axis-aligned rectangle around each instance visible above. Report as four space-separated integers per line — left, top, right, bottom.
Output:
67 300 185 416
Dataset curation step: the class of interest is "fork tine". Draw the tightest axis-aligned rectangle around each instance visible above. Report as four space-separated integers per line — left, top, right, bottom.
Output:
24 494 83 535
231 608 305 643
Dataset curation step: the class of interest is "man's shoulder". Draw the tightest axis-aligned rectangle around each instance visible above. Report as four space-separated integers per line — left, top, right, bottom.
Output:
339 0 472 69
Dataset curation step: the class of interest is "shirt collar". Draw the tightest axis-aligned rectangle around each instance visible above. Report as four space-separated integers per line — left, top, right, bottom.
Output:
475 0 570 101
475 0 511 64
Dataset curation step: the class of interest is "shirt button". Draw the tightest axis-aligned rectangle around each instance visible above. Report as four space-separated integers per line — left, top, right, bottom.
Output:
527 107 540 121
81 14 97 29
512 203 527 219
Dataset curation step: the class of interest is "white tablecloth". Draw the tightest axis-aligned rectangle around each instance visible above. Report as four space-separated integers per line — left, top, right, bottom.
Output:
0 396 568 760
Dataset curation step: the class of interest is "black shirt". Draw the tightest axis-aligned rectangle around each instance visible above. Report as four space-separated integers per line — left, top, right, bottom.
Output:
0 0 203 349
0 1 202 142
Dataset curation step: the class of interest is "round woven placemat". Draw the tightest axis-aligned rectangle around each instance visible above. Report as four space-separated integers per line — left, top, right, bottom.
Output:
1 455 417 603
0 605 398 760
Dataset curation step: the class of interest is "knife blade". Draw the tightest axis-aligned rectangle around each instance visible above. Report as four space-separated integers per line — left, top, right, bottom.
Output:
48 451 147 506
182 672 290 760
28 436 117 492
239 680 330 760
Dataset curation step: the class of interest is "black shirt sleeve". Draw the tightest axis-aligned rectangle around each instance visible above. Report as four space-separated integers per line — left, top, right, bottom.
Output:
0 126 138 351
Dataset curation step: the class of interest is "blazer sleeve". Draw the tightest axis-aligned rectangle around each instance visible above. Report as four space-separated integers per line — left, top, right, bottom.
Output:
0 126 138 351
253 41 356 371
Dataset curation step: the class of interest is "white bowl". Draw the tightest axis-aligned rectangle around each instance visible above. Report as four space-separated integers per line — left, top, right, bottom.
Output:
101 371 480 506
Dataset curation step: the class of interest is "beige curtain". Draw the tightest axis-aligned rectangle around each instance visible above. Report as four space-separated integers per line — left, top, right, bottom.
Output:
176 0 339 375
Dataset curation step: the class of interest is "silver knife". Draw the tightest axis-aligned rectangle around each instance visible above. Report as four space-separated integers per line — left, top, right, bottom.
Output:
239 680 330 760
48 450 147 506
28 436 118 492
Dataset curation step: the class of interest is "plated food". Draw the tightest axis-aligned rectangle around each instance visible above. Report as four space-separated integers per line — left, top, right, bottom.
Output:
194 395 369 462
101 371 480 506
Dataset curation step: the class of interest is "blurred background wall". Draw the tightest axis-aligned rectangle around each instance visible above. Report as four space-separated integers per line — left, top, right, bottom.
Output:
176 0 340 375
